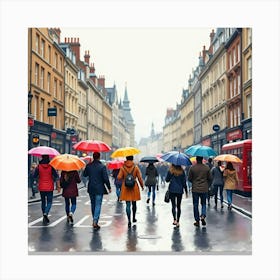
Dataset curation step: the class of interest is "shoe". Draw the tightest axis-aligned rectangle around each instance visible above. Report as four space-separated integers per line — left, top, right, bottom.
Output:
132 218 137 223
176 222 180 228
128 221 132 228
172 220 177 225
68 212 74 224
146 198 150 204
228 204 232 210
93 223 100 230
201 216 206 226
221 204 224 209
43 214 49 224
193 221 200 227
152 202 155 206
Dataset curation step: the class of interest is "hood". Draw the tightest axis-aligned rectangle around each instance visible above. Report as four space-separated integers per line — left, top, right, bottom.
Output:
39 163 51 169
124 160 134 168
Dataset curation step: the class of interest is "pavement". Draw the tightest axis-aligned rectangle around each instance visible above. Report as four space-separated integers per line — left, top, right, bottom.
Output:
28 183 252 218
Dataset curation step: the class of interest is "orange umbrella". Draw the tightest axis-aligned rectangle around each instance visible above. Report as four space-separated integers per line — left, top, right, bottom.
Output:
214 154 242 163
49 154 86 171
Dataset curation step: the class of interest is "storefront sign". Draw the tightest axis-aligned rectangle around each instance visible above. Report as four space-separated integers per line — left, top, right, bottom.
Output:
226 129 242 141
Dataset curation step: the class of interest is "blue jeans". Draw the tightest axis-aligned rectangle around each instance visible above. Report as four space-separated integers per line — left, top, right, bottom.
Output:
40 191 53 215
214 184 224 204
89 194 103 224
64 197 77 215
192 192 207 222
226 190 233 205
147 185 156 202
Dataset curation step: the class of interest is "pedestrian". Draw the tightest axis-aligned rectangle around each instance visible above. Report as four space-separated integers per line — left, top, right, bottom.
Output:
33 154 59 224
60 170 81 224
111 168 122 202
83 152 112 230
145 162 159 206
188 156 212 227
165 164 188 228
211 161 225 208
29 162 38 199
205 157 214 206
117 155 144 228
185 164 192 192
158 163 168 186
223 162 239 210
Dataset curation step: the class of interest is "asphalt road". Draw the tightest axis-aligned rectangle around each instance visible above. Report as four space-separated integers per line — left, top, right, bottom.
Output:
28 183 252 254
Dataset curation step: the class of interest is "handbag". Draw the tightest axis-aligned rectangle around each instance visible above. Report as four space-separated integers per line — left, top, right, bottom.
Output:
164 189 170 203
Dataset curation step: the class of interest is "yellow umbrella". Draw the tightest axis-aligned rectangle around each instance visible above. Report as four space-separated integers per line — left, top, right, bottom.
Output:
49 154 86 171
111 147 141 158
214 154 242 163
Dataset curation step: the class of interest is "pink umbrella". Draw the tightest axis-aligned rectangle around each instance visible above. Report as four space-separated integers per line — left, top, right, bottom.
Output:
28 146 60 158
80 155 92 162
107 159 124 170
73 140 111 152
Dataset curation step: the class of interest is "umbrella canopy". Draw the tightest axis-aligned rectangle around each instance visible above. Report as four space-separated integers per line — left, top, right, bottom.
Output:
107 159 124 170
185 145 217 157
49 154 86 171
73 140 111 152
28 146 60 158
80 155 92 162
140 156 159 163
214 154 242 163
161 151 192 166
111 147 141 158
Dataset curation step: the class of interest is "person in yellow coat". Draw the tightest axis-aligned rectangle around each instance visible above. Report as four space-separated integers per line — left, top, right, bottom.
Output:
223 162 239 210
118 156 144 228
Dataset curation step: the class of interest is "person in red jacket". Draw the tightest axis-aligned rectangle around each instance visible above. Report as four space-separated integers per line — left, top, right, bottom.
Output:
33 154 59 224
60 170 81 224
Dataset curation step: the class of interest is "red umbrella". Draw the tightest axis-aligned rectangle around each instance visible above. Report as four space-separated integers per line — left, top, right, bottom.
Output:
107 159 124 170
80 155 92 162
73 140 111 152
28 146 60 158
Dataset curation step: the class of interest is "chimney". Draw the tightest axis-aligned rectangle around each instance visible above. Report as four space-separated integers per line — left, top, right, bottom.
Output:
84 50 90 65
202 45 206 63
67 37 81 62
98 75 105 89
90 63 95 73
210 29 215 43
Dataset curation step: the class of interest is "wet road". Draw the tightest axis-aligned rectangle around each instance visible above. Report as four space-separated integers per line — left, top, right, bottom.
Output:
28 184 252 254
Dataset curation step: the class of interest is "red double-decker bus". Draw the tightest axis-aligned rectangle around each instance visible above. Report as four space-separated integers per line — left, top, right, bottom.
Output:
221 139 252 195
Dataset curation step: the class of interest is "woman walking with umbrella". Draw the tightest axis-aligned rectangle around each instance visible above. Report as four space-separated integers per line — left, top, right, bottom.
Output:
223 162 239 210
144 162 159 206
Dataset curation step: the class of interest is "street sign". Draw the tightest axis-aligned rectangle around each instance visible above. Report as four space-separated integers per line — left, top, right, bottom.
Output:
213 124 220 132
48 107 57 116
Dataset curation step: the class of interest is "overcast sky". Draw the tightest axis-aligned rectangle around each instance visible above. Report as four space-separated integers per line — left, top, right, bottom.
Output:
61 28 212 143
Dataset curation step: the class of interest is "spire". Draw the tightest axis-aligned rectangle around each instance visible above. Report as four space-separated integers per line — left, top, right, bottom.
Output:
122 83 134 123
151 122 155 138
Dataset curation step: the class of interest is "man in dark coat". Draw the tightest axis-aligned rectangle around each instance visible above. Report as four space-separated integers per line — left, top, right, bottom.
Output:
188 156 212 227
83 152 111 229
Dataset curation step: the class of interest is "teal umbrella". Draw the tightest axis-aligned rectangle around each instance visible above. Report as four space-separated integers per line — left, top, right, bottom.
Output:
185 145 217 157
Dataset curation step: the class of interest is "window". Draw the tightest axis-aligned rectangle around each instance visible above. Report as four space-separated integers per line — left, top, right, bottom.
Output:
34 63 39 86
247 94 252 118
247 57 252 80
47 72 50 92
40 39 45 58
54 79 57 98
34 96 38 119
48 45 51 63
248 28 252 45
40 67 44 89
60 57 63 73
35 34 39 53
59 82 62 100
40 99 44 122
54 53 58 69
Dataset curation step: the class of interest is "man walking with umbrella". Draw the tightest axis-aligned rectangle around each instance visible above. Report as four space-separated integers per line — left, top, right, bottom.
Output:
83 152 112 230
188 156 212 227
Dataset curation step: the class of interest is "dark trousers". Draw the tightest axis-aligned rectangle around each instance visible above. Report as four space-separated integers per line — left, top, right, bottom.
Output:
169 192 183 222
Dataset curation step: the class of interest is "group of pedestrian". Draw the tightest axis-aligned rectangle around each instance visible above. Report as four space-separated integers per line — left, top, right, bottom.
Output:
31 152 239 231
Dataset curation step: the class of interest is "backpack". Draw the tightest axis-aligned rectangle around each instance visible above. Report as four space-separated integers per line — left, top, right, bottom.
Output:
123 166 135 188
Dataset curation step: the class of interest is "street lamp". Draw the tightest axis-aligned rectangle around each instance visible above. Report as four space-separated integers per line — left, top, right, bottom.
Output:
28 91 33 114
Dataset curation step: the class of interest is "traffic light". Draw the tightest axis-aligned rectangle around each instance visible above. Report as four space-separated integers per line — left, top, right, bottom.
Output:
32 134 40 146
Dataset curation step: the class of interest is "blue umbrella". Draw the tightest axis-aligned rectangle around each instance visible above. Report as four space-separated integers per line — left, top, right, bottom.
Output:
184 145 217 157
161 151 192 166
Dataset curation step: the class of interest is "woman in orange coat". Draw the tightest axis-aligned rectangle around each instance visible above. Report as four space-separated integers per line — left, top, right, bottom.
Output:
117 155 144 228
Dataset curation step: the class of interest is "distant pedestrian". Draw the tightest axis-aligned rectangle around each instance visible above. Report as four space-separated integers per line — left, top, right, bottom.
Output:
29 162 38 199
158 163 168 186
211 161 225 208
33 155 59 224
188 156 212 227
165 164 188 228
145 162 158 206
117 156 144 228
111 168 122 202
205 158 214 206
60 170 81 224
223 162 239 210
83 152 112 230
185 164 192 192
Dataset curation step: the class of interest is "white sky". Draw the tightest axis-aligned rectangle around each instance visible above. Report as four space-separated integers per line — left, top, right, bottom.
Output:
60 27 212 143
